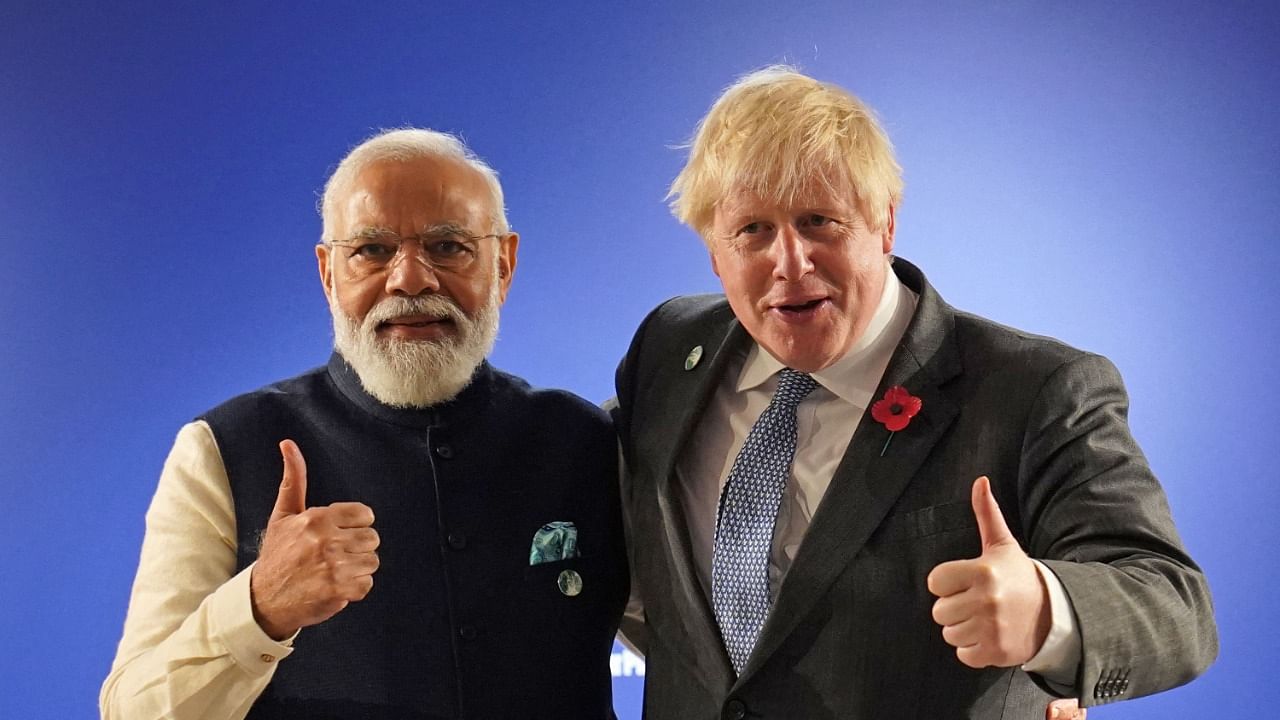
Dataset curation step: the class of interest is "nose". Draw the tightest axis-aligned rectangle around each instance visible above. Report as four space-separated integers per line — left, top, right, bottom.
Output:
384 246 441 296
773 225 814 281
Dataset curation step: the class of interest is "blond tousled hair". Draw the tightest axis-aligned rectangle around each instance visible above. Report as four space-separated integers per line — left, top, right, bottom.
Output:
667 66 903 241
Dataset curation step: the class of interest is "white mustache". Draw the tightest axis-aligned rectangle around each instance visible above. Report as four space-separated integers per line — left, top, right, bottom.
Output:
365 295 466 327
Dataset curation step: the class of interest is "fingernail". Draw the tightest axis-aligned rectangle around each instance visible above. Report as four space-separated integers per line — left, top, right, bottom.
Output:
1050 708 1060 719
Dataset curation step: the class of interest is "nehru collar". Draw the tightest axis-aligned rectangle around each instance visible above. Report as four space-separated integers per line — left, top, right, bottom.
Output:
326 351 494 430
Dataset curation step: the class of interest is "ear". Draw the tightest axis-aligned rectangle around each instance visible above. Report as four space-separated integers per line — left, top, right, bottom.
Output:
316 242 335 298
316 243 334 298
882 205 896 255
495 232 519 303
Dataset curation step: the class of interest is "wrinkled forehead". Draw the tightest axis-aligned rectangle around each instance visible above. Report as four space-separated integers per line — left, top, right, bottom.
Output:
335 157 497 238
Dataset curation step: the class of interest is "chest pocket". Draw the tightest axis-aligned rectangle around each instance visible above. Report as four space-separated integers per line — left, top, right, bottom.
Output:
869 500 982 566
877 500 977 541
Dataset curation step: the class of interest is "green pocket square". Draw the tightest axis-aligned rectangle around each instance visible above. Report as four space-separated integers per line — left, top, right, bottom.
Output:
530 521 580 565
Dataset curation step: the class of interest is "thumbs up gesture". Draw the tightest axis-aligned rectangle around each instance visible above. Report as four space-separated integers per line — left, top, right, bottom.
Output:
249 439 381 640
926 476 1051 668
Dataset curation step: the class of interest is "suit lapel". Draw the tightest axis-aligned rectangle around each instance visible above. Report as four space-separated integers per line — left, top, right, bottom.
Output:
739 260 963 684
651 303 745 684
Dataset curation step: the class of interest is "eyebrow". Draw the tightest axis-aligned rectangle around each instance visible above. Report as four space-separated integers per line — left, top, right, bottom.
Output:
347 222 477 242
348 227 397 242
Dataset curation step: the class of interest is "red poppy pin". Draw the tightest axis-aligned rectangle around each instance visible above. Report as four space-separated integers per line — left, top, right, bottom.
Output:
870 385 922 456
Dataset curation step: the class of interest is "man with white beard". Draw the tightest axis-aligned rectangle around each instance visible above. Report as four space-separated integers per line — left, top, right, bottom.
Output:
101 129 628 720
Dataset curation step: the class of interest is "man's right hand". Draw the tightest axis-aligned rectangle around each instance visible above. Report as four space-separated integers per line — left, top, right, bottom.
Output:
249 439 380 640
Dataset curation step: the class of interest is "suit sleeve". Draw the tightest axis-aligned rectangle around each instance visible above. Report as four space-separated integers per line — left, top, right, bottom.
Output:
614 439 650 658
1015 353 1218 706
99 421 294 720
611 303 665 657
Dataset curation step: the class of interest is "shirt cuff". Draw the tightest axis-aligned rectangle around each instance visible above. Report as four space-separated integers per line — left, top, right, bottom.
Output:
209 562 297 673
1021 560 1081 688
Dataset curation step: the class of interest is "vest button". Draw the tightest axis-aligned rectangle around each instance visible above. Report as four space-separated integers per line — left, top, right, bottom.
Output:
724 699 746 720
434 444 454 459
458 625 477 640
447 532 467 550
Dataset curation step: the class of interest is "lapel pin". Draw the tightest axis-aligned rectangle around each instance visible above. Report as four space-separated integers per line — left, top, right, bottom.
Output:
870 385 923 456
684 345 704 371
557 569 583 597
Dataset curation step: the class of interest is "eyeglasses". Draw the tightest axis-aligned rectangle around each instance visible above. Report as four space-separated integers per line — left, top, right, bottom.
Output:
329 223 502 276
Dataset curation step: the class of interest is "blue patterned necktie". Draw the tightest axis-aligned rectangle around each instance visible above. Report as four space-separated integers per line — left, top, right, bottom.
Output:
711 368 819 675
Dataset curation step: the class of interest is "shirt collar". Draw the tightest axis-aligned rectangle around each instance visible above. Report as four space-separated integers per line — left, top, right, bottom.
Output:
736 266 917 408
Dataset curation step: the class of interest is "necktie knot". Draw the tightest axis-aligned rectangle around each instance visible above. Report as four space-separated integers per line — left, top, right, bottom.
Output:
773 369 818 409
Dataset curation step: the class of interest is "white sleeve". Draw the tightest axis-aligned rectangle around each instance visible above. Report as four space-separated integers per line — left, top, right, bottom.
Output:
99 421 295 720
1021 559 1082 689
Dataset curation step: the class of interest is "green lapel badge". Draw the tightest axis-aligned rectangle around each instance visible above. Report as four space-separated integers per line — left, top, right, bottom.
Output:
685 345 704 370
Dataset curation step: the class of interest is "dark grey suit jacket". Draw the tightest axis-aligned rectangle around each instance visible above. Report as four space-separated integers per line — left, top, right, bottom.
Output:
612 259 1216 719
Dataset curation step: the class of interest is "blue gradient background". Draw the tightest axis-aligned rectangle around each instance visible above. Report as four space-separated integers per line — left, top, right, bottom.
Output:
2 2 1277 717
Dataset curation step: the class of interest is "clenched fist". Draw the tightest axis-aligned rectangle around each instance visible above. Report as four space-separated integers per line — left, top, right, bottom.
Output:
926 476 1051 668
249 439 380 640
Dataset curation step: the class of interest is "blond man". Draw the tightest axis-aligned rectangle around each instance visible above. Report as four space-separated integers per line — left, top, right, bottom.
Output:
612 67 1215 719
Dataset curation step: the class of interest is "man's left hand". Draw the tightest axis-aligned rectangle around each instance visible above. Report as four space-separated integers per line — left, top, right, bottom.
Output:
926 476 1051 668
1048 698 1087 719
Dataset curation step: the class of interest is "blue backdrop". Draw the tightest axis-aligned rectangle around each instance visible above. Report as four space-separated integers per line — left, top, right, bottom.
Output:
2 2 1277 717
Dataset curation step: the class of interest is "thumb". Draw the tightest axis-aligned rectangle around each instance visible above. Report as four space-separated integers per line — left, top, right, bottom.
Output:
971 475 1014 550
270 439 308 521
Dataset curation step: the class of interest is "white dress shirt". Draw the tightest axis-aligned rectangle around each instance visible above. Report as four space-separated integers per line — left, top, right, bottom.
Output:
626 266 1080 684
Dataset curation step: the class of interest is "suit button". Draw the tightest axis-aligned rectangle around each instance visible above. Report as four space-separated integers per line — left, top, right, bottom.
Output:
434 444 454 459
459 625 477 640
447 532 467 550
724 699 746 720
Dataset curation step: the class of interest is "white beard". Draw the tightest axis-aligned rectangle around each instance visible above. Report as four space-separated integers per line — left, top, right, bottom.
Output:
330 281 500 408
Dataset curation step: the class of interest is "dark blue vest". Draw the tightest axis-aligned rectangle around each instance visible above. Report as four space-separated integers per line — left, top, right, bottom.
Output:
202 354 626 720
